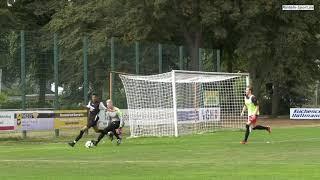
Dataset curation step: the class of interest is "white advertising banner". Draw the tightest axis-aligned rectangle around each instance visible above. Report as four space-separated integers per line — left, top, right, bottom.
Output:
177 107 221 124
128 107 221 126
0 112 15 131
199 108 221 122
290 108 320 120
15 111 54 131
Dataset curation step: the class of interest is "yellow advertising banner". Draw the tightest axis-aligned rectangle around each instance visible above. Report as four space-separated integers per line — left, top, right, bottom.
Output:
54 110 88 129
204 90 219 106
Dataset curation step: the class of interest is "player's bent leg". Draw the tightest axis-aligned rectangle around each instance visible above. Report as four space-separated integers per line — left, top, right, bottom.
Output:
76 126 89 141
92 125 113 146
267 126 271 133
249 124 254 132
68 126 89 147
116 128 123 139
107 131 114 141
254 125 272 133
252 125 269 132
93 126 103 133
92 132 106 146
81 125 89 131
111 121 121 145
113 129 121 145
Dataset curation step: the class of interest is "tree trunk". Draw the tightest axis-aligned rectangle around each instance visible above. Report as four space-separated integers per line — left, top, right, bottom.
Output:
184 31 202 71
248 61 255 87
248 61 261 97
226 50 233 73
189 45 199 71
271 83 279 117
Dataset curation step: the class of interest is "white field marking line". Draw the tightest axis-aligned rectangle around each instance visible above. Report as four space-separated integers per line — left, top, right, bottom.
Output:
0 145 65 149
0 137 320 149
0 138 317 155
0 159 320 165
238 137 320 144
0 159 210 164
0 138 319 151
0 142 88 148
0 146 66 153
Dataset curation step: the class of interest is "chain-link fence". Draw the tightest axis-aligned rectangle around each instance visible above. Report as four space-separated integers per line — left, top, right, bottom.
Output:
0 30 220 110
0 30 221 139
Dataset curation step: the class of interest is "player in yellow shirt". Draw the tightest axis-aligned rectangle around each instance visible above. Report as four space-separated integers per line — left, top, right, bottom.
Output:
240 86 271 144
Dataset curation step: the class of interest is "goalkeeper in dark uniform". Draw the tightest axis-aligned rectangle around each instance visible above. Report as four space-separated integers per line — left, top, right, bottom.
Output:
92 99 124 146
68 93 107 147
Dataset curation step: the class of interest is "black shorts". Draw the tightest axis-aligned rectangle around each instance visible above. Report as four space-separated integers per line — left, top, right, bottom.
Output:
111 121 120 129
103 121 120 133
87 116 99 128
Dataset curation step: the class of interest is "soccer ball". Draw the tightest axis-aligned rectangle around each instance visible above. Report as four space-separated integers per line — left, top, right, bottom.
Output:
85 140 94 148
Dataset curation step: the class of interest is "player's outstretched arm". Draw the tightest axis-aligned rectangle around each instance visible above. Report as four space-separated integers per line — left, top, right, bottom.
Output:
241 105 246 116
78 101 95 111
79 101 89 108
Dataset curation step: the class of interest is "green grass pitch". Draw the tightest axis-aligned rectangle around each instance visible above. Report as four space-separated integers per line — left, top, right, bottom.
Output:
0 127 320 180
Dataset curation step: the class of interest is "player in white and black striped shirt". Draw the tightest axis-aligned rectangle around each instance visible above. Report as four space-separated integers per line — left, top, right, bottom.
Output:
68 93 107 147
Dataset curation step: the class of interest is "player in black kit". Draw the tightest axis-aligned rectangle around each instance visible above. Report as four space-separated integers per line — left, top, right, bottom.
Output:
68 93 106 147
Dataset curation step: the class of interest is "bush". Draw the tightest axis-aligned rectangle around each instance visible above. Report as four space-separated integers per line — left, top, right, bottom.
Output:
0 92 8 105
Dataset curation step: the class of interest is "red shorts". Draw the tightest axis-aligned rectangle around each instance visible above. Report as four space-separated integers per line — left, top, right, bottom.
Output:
248 115 258 125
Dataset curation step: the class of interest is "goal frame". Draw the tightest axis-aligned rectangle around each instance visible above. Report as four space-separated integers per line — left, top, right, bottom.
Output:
120 70 250 137
171 70 250 137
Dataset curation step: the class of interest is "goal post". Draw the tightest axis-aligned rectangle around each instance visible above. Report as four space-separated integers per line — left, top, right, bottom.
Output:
120 70 249 137
171 70 178 137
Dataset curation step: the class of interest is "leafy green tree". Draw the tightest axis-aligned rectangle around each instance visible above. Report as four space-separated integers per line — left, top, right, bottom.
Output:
235 0 320 116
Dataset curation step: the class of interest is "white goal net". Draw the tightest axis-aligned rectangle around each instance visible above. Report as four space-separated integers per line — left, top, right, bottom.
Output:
120 70 249 137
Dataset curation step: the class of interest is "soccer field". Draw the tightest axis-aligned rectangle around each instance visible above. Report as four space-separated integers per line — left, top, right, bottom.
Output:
0 127 320 180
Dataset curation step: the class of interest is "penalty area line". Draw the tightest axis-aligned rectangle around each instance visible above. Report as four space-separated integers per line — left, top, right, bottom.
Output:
235 137 320 144
1 159 320 165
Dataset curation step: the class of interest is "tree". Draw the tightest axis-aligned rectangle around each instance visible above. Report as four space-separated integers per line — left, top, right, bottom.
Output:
235 0 320 116
5 0 318 113
0 1 20 97
6 0 66 107
0 1 18 29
